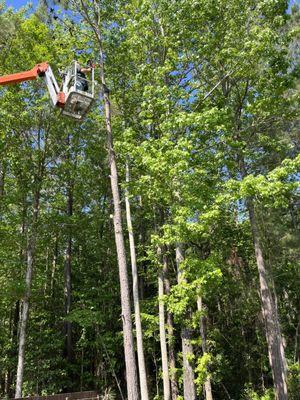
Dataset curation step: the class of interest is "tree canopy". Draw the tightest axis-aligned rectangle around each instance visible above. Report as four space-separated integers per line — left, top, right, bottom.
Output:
0 1 299 400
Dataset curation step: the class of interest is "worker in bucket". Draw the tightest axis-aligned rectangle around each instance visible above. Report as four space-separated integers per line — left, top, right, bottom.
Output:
76 60 95 92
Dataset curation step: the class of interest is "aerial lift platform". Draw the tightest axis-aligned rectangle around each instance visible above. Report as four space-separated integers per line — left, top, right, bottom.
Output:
0 61 95 120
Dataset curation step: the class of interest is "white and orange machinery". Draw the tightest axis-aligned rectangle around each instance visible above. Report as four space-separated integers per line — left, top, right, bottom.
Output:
0 61 95 120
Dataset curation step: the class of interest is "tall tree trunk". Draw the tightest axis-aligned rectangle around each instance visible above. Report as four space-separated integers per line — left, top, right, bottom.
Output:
238 151 288 400
103 62 139 400
157 249 171 400
125 161 149 400
8 203 26 397
50 235 58 296
0 160 5 198
6 301 20 397
163 250 179 400
181 326 197 400
87 24 139 400
64 180 73 362
15 127 47 398
176 243 197 400
15 187 41 398
248 200 288 400
197 297 213 400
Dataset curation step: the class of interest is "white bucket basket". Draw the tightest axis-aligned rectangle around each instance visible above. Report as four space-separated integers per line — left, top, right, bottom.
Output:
61 61 95 120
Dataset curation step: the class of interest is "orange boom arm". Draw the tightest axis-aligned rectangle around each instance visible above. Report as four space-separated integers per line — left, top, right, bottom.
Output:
0 62 65 108
0 62 49 85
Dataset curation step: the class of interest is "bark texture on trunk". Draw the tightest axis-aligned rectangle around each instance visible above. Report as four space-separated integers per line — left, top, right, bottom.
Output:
125 162 149 400
176 244 197 400
105 91 139 400
158 265 171 400
248 200 288 400
7 206 25 397
93 26 139 400
77 6 139 397
163 251 179 400
0 160 5 198
197 297 213 400
166 312 178 400
6 301 20 397
181 326 197 400
50 236 58 296
15 189 40 398
15 129 46 398
64 179 73 362
104 77 139 400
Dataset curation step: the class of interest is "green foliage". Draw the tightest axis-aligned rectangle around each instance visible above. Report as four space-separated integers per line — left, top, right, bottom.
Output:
0 1 299 399
288 363 300 400
243 385 275 400
194 353 212 396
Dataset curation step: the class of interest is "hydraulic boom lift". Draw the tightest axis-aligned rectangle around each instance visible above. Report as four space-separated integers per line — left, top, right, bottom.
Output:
0 61 95 120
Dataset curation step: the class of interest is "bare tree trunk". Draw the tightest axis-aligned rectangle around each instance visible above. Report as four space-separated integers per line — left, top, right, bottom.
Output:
50 235 58 296
197 297 213 400
163 251 179 400
176 243 197 400
181 326 197 400
125 161 149 400
15 189 41 398
166 312 178 400
15 127 47 398
6 301 20 397
0 160 5 198
93 26 139 400
64 179 73 362
103 67 139 400
7 205 25 397
158 255 171 400
8 203 28 397
238 151 288 400
63 132 73 363
248 200 288 400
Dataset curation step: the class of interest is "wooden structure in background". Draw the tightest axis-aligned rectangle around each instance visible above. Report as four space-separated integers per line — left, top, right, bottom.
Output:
14 391 99 400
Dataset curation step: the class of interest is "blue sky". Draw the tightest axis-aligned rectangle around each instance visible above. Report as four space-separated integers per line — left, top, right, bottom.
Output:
4 0 300 12
4 0 300 10
5 0 37 8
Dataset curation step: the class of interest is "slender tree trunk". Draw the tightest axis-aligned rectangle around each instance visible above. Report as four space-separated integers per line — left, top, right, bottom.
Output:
238 153 288 400
125 161 149 400
176 243 197 400
103 70 139 400
163 251 179 400
50 235 58 296
6 301 20 397
64 180 73 362
248 201 288 400
158 251 171 400
92 26 139 400
15 188 41 398
0 160 5 198
138 197 146 302
166 313 178 400
7 204 25 397
15 127 47 398
197 297 213 400
64 133 73 363
181 326 197 400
